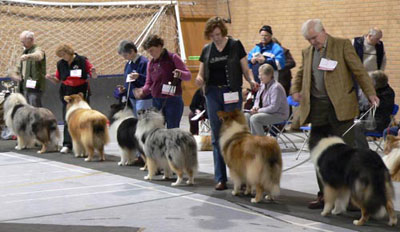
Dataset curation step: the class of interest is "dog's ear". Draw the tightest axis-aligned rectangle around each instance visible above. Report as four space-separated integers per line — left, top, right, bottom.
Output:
78 92 84 98
64 96 71 103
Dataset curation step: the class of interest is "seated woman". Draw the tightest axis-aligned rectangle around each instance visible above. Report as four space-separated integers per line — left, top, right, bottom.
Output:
245 63 289 136
355 70 395 148
188 88 207 135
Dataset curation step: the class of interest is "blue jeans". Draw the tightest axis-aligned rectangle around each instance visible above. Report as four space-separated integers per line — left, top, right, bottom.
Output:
383 126 399 139
205 86 242 183
129 98 153 117
152 95 184 129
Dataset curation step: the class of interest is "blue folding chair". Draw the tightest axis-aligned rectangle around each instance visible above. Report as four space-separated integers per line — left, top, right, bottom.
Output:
365 104 399 151
269 96 302 151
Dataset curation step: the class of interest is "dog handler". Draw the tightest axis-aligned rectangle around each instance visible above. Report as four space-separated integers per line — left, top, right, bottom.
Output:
46 44 97 154
195 17 258 191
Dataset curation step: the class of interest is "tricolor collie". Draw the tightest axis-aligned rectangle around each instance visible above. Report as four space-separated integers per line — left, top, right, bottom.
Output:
383 135 400 181
108 103 144 166
136 109 198 186
309 125 396 226
3 93 59 153
64 93 109 161
218 110 282 203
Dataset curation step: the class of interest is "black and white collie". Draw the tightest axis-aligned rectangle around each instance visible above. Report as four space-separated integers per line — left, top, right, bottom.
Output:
109 103 144 166
309 125 397 226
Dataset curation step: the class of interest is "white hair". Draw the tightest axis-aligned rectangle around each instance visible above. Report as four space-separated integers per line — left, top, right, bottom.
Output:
20 30 35 40
368 28 382 38
301 19 324 38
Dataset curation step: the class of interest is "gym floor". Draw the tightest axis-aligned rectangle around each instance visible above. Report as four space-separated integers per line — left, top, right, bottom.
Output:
0 108 399 232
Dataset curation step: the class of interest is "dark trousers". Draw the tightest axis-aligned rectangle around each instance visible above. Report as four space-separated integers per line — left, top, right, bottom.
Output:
60 83 89 148
205 86 242 183
308 97 355 193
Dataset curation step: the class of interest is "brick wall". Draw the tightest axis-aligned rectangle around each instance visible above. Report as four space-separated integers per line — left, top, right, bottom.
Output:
225 0 400 108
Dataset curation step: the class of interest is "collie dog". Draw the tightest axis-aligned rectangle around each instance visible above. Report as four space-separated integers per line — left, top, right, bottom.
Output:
194 135 212 151
64 93 109 161
109 103 144 166
309 125 396 226
217 110 282 203
3 93 59 153
136 109 198 186
383 135 400 181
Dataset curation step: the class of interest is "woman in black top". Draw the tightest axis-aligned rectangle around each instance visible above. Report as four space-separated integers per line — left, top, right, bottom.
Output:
195 17 258 190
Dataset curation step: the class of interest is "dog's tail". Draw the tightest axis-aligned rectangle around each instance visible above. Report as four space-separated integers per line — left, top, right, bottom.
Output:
81 114 110 149
259 137 282 197
353 154 394 216
32 117 59 146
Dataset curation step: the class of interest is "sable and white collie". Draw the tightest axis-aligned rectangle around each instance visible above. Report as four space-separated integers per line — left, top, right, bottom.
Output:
64 93 109 161
383 135 400 181
217 109 282 203
3 93 59 153
136 108 198 186
309 125 397 226
109 103 144 166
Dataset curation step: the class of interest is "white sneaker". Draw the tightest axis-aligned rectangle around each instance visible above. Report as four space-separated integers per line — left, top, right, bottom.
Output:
60 146 70 154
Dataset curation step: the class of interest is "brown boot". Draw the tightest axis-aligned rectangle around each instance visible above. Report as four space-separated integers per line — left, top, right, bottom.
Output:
215 182 227 191
308 192 324 209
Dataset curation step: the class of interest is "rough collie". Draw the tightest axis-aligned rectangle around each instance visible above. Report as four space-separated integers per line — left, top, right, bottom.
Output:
217 109 282 203
194 135 212 151
136 108 198 186
383 135 400 181
3 93 59 153
309 125 397 226
64 93 109 161
109 103 144 166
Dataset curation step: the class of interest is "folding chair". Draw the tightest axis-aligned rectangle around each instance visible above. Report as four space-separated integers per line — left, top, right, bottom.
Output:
365 104 399 151
268 96 301 151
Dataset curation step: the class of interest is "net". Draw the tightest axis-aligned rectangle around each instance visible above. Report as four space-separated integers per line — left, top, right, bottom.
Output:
0 0 185 78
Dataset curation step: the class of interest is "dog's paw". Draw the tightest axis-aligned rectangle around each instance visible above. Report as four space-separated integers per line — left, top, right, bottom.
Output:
321 211 329 217
388 218 397 226
353 220 362 226
37 150 45 154
186 180 194 185
84 158 92 162
144 175 151 180
265 195 274 201
232 190 240 196
118 162 123 166
171 182 182 186
250 198 259 204
331 207 343 215
139 167 146 171
162 175 170 180
15 146 22 150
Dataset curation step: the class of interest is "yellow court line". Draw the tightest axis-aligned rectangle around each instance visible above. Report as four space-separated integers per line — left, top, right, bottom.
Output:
3 171 104 189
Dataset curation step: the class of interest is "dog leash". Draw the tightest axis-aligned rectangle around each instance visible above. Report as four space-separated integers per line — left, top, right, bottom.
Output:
342 104 377 137
282 104 377 173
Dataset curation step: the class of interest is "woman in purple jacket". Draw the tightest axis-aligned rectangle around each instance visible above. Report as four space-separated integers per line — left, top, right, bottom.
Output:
134 35 191 128
245 63 289 135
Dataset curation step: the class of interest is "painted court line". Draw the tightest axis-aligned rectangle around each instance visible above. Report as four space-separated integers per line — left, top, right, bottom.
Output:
125 183 338 232
0 183 127 198
5 187 143 204
0 152 91 174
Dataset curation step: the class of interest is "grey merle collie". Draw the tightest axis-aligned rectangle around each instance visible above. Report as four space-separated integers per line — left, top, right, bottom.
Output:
136 108 198 186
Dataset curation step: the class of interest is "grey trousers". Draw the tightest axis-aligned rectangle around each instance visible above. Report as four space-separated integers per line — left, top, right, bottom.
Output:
244 112 286 136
